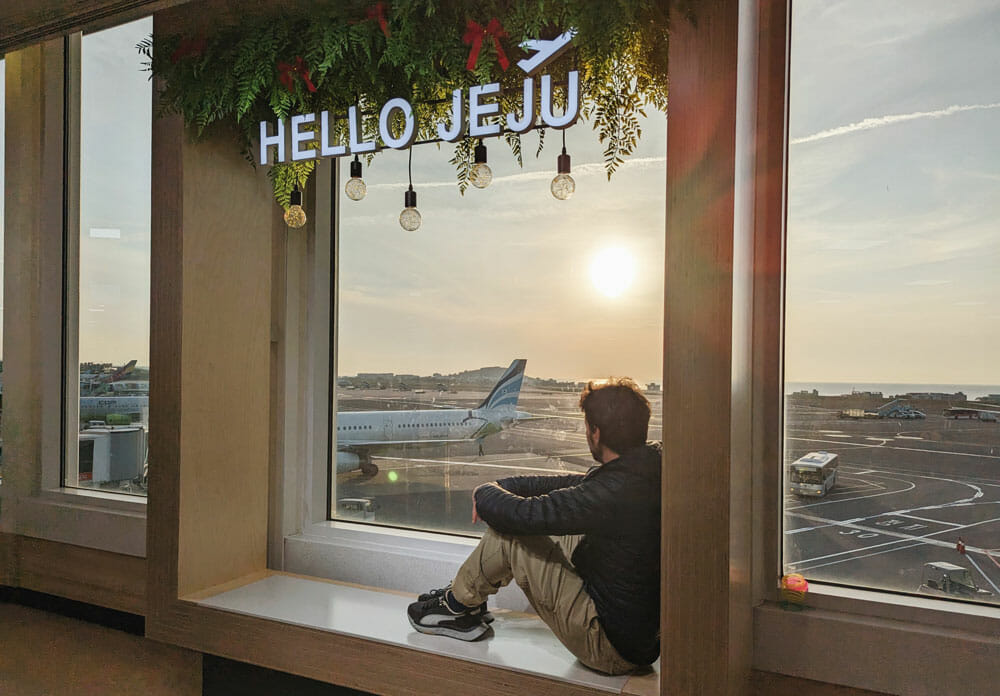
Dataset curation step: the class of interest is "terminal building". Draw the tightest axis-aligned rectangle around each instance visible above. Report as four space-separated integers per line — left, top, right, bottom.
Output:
1 2 997 696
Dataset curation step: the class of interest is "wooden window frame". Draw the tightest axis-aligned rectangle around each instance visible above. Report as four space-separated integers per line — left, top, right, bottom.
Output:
1 36 146 559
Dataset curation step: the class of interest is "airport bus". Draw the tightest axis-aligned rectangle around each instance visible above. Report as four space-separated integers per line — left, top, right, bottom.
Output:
788 451 839 497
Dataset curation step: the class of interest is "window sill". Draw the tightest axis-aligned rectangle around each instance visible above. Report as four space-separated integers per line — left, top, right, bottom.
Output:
753 583 1000 694
192 571 658 695
5 488 146 557
284 521 532 611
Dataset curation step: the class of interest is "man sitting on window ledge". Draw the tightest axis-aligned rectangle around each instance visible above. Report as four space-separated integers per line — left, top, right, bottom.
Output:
407 378 661 675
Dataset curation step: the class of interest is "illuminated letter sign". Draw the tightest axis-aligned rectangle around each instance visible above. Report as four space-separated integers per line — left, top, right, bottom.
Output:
257 32 580 164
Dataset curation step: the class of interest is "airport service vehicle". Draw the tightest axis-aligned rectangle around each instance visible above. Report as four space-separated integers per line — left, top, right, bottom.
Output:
337 497 377 521
788 451 839 497
945 407 1000 421
335 359 531 476
918 561 993 598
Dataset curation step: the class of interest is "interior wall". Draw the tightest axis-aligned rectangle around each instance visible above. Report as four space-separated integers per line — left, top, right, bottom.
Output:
174 130 275 597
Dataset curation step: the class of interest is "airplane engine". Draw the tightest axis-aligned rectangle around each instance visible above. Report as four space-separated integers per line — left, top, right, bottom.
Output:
336 451 361 473
335 451 378 477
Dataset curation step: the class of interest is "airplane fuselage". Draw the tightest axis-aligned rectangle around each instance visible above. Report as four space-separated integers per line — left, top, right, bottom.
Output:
336 406 510 447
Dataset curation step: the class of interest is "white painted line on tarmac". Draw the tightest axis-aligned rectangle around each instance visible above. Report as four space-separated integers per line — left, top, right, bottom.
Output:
842 463 1000 489
787 474 915 510
794 541 925 572
789 436 1000 460
786 513 1000 567
893 513 963 527
966 554 1000 594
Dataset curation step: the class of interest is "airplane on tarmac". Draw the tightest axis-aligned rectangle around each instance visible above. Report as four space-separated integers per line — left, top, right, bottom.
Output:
79 395 149 422
81 359 139 395
336 359 531 476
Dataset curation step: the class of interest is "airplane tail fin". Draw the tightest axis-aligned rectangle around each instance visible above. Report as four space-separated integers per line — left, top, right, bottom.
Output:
477 359 527 411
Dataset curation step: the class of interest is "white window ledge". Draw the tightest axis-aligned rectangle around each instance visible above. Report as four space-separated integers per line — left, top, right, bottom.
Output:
5 489 146 557
754 583 1000 694
196 572 657 693
284 521 532 612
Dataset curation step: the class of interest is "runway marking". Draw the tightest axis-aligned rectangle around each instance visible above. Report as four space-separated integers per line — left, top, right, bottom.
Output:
966 554 1000 594
789 436 1000 460
893 513 963 527
792 540 925 572
787 474 915 510
842 462 1000 488
895 435 924 440
786 513 1000 568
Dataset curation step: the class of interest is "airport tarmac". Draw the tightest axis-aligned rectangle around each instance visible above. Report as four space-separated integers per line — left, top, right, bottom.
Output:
784 403 1000 604
334 389 1000 606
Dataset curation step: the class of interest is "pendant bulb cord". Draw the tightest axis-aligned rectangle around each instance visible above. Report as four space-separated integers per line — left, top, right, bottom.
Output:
408 146 413 192
562 128 567 155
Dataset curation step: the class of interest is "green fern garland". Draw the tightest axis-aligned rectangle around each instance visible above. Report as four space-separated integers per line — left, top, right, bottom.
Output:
140 0 678 210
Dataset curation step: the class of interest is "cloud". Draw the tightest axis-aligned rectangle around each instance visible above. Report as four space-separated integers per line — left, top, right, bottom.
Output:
790 103 1000 145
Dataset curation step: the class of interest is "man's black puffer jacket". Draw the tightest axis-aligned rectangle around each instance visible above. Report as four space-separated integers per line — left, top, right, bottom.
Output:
473 442 661 666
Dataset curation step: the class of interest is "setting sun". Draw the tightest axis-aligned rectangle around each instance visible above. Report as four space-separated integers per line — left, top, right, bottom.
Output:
590 247 636 298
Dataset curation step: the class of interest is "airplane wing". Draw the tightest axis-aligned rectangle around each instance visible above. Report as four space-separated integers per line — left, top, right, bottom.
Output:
337 437 480 455
512 411 569 422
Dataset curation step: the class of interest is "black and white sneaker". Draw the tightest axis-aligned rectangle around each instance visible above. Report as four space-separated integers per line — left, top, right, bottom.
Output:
407 596 491 641
417 585 494 623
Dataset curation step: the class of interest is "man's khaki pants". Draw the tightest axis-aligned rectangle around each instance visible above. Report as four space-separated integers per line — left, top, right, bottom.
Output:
451 528 636 676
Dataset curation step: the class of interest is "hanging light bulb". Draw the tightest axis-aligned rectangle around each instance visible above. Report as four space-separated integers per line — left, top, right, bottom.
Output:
399 185 421 231
551 131 575 201
345 155 367 201
470 140 493 189
399 147 421 231
284 185 307 228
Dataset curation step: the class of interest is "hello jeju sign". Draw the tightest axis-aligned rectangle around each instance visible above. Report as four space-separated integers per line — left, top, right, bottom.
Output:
257 31 578 166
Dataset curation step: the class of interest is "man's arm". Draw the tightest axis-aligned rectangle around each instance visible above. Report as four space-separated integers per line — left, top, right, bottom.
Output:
493 473 585 498
474 471 621 536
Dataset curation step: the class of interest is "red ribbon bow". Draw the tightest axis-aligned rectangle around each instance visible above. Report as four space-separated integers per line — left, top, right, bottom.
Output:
277 56 317 94
365 2 391 38
463 18 510 72
170 35 206 64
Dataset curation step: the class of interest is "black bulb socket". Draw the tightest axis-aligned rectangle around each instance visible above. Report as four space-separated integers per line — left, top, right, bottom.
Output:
474 143 488 164
290 188 303 206
350 157 363 179
557 149 571 174
404 187 417 208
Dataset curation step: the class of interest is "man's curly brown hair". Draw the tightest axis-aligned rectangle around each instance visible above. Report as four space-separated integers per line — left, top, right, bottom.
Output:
579 377 651 454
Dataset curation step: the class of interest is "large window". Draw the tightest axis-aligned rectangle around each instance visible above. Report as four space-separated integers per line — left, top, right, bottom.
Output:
67 18 152 496
784 1 1000 606
332 115 666 535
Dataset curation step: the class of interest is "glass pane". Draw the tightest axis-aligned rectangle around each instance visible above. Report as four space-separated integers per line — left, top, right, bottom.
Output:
71 18 151 495
784 1 1000 605
332 114 666 535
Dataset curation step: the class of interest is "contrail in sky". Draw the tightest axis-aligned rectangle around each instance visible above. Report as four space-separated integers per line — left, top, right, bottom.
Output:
790 102 1000 145
367 156 666 190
